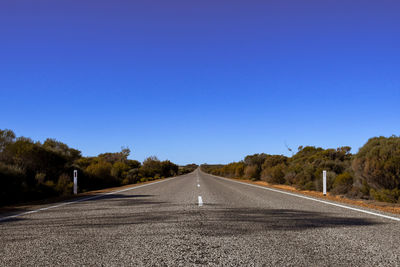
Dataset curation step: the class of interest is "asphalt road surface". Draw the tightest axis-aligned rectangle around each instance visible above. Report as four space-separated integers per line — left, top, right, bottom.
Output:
1 169 400 266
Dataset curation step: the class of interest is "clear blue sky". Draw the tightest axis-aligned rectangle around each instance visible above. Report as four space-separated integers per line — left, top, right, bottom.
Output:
1 1 399 165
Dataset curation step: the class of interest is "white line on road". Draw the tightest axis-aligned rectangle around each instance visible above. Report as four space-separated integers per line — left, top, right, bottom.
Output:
0 178 176 222
198 196 203 206
209 174 400 222
197 184 200 187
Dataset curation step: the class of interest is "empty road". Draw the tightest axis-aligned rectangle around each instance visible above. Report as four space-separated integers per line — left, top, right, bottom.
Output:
1 169 400 266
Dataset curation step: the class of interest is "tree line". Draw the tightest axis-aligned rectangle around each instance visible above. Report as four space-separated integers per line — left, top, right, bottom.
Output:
202 135 400 204
0 129 197 206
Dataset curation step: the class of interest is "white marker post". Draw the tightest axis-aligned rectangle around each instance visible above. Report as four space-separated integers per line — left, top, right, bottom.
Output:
73 170 78 195
323 170 327 196
198 196 203 207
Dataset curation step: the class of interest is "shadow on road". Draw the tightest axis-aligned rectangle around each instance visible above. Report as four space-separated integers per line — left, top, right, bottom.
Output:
189 208 382 236
84 194 154 201
0 198 384 234
0 194 161 224
13 206 381 234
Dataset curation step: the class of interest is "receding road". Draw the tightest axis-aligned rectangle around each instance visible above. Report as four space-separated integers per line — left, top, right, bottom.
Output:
1 169 400 266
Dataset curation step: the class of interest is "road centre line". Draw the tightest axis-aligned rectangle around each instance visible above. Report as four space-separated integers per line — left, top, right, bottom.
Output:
0 177 176 222
209 173 400 222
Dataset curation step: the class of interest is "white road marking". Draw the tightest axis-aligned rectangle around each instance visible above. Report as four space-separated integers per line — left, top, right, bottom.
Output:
208 173 400 222
197 184 200 188
198 196 203 206
0 178 176 222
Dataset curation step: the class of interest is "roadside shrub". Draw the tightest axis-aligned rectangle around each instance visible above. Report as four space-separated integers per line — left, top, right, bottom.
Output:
111 161 129 179
260 155 288 184
160 160 178 177
331 172 353 195
261 164 286 184
0 162 26 204
303 181 316 191
178 164 198 175
234 163 245 177
122 168 140 185
44 180 56 188
244 165 259 180
352 136 400 190
370 188 400 203
35 172 46 184
56 173 73 196
140 156 162 178
36 180 57 198
86 161 112 178
0 128 183 206
200 139 400 204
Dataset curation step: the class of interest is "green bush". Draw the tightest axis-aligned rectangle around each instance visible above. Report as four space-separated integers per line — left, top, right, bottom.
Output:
111 161 130 179
0 128 182 206
370 188 400 203
260 155 288 184
261 164 286 184
140 156 162 178
56 174 74 196
244 165 259 180
178 164 198 175
331 172 353 195
353 136 400 190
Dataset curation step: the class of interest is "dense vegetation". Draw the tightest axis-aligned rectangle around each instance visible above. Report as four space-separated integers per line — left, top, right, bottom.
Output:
202 136 400 204
0 129 197 206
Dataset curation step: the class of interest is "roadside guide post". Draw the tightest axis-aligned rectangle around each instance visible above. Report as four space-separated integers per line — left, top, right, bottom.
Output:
323 170 327 196
73 170 78 195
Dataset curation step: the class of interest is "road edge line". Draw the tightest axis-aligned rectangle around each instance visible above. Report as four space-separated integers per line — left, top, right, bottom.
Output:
0 177 177 222
204 171 400 222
